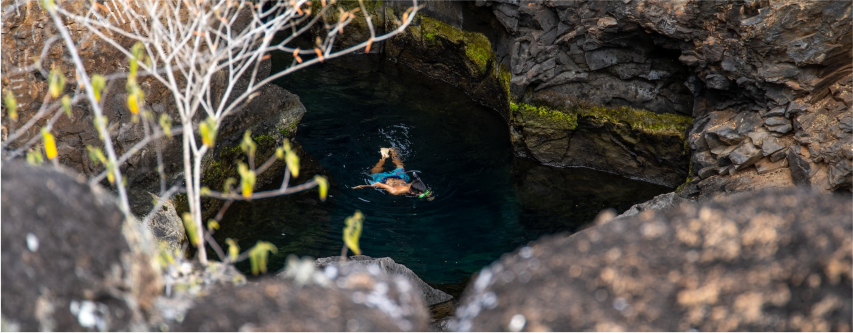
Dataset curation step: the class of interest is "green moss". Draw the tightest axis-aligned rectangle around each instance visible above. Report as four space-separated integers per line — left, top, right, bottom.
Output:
511 102 693 139
511 102 578 130
419 15 493 74
498 64 512 101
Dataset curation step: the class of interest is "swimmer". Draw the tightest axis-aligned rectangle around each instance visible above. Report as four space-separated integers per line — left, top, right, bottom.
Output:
352 147 432 199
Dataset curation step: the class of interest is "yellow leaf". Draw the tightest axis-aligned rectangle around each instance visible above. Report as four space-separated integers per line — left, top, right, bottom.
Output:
314 175 328 202
343 210 364 255
199 117 217 147
286 150 300 178
91 74 106 102
200 186 211 196
127 94 140 115
276 147 284 160
237 162 255 199
41 129 57 160
225 238 240 262
207 219 219 231
48 68 65 98
4 91 17 120
241 130 256 156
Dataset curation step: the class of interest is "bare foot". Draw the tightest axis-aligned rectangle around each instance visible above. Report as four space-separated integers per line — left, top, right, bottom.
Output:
380 148 390 158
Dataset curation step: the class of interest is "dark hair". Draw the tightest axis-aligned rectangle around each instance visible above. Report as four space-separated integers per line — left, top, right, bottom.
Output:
410 178 427 194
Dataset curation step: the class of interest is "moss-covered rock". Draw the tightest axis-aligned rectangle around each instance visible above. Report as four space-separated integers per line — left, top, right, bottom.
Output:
510 100 692 187
385 11 510 119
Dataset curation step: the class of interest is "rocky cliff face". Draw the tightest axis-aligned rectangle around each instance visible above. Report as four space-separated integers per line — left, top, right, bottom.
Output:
478 0 851 195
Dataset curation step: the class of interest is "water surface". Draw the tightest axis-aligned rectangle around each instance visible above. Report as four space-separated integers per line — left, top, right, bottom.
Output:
214 56 672 285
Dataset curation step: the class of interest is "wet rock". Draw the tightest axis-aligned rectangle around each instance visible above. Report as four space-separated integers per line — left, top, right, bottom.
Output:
1 162 162 331
180 264 430 331
452 188 852 331
310 256 453 307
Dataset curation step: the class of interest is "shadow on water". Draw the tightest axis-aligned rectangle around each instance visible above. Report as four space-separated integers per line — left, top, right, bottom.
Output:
213 55 673 286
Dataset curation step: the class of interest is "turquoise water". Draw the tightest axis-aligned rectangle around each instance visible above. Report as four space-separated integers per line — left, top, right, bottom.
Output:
212 56 672 286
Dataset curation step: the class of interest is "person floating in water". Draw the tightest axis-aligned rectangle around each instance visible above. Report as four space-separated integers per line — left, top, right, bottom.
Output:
352 148 431 198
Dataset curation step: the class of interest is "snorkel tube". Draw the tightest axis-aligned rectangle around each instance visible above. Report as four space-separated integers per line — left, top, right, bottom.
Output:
410 171 432 199
418 190 430 199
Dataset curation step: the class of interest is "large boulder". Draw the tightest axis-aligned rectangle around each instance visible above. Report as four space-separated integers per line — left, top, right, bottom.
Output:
311 255 454 307
452 188 852 331
180 262 430 331
1 162 163 331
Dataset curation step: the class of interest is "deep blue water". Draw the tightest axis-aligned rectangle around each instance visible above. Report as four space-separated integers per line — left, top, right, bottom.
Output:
213 56 672 286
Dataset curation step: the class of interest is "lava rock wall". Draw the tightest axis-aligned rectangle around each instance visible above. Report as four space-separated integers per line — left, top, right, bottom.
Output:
479 0 852 195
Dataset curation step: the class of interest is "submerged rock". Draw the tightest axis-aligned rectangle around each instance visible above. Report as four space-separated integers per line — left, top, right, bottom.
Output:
1 162 163 331
311 255 454 308
452 188 852 331
181 263 430 331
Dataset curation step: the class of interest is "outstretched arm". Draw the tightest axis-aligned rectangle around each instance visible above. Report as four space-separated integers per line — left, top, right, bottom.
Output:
370 157 387 174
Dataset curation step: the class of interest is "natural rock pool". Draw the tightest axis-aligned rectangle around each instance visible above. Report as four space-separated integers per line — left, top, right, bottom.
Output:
213 56 672 288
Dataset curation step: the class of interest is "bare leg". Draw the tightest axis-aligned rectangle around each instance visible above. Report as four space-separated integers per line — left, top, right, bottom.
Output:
370 157 387 174
390 148 405 169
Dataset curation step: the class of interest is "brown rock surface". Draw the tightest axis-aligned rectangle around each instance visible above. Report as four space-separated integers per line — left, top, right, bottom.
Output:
1 162 163 331
452 188 852 331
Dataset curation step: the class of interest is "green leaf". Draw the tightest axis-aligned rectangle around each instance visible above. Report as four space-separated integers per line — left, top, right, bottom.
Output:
86 145 107 165
40 0 55 12
61 95 72 118
182 212 201 247
4 91 17 120
237 162 256 199
225 238 240 262
93 115 108 140
248 241 278 275
314 175 328 202
199 117 217 147
285 150 300 178
223 177 237 193
129 42 145 77
91 74 106 102
207 219 219 231
200 186 211 197
26 149 44 166
343 210 364 255
159 114 173 138
48 68 65 98
240 130 257 157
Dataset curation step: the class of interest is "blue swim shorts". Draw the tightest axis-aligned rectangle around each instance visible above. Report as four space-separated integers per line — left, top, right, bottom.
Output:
369 168 411 184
